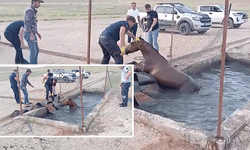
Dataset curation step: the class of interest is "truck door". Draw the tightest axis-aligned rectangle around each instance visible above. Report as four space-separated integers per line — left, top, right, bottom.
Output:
155 6 173 28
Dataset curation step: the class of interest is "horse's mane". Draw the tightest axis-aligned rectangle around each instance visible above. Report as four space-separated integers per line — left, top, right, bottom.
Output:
141 38 169 64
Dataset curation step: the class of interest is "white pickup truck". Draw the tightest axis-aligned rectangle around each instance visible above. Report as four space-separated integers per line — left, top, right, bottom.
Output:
139 3 212 35
197 5 248 28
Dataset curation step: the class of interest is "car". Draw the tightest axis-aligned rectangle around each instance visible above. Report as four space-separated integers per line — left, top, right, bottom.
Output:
70 69 91 79
197 5 248 29
139 3 212 35
44 69 77 83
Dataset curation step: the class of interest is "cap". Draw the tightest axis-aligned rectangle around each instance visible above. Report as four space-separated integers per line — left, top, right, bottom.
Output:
47 69 50 72
26 69 32 73
32 0 44 3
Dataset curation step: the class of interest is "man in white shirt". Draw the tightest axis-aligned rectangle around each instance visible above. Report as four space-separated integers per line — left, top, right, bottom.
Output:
119 66 132 107
127 2 141 43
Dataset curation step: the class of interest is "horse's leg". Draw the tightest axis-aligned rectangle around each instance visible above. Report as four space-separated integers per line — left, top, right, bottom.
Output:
127 61 143 72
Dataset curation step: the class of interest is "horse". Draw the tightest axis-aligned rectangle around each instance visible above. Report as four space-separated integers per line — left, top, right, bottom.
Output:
59 98 80 109
125 36 200 93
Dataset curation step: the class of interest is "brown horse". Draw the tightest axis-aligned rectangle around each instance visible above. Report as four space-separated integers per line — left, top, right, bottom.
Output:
59 98 80 109
125 36 200 93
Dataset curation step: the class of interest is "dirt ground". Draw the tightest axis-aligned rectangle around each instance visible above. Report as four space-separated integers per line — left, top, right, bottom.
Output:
0 19 249 64
0 121 204 150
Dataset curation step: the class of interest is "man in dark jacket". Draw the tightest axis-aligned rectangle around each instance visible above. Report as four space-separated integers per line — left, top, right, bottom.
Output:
45 73 54 101
99 16 136 64
9 69 23 104
4 20 29 64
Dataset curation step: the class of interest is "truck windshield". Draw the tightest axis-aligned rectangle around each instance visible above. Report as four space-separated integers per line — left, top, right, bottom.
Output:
218 5 225 10
175 5 195 13
61 70 69 73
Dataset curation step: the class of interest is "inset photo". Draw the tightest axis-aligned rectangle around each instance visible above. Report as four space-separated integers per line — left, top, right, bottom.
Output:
0 65 133 137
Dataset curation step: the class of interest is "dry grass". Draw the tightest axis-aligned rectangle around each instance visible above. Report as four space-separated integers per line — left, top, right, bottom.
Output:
0 0 248 22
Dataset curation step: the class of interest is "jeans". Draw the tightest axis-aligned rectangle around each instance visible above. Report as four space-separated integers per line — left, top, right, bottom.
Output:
99 36 123 64
21 85 29 104
45 84 54 101
146 29 159 51
24 32 39 64
11 86 20 103
121 82 131 106
128 23 138 43
4 31 25 63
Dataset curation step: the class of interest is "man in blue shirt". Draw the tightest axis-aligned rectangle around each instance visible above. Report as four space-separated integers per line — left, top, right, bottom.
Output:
9 69 23 104
119 66 132 107
21 69 34 106
145 4 159 51
4 20 29 64
99 16 136 64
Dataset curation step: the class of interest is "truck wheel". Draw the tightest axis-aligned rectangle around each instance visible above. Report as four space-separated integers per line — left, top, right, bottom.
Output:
227 18 234 29
63 77 69 83
179 23 191 35
197 31 207 34
234 24 242 28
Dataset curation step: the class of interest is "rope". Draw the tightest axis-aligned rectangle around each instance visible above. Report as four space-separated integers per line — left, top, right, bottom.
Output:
0 41 115 64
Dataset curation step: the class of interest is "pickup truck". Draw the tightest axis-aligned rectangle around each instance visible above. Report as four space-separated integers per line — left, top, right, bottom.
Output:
139 3 212 35
197 5 248 28
44 69 77 83
70 69 91 79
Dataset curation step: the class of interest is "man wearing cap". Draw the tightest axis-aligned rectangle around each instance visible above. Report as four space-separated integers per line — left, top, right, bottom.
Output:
99 16 136 64
4 21 29 64
23 0 44 64
20 69 34 106
119 66 132 107
9 69 23 104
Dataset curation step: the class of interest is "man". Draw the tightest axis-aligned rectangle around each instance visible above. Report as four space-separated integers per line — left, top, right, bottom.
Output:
145 4 159 51
45 73 54 101
21 69 34 107
52 79 57 96
126 2 141 43
9 69 23 104
23 0 43 64
42 69 52 83
4 21 29 64
99 16 136 64
119 66 132 107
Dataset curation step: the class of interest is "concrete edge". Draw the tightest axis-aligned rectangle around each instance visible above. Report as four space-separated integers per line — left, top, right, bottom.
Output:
84 88 119 130
210 101 250 149
134 109 209 147
21 116 85 134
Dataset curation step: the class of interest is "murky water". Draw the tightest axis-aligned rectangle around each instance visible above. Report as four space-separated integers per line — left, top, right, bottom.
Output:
136 61 250 131
44 92 103 125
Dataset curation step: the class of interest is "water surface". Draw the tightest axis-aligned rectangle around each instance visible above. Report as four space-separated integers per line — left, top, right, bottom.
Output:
136 61 250 131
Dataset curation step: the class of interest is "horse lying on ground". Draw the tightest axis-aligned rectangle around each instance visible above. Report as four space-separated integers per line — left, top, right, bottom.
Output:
125 36 200 105
59 98 80 109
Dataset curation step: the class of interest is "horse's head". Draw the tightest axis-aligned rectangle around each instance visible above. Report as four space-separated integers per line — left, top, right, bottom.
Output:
125 36 145 55
59 98 72 107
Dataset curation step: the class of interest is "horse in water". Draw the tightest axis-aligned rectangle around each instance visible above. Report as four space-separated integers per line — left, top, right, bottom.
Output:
59 98 80 109
125 36 200 93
